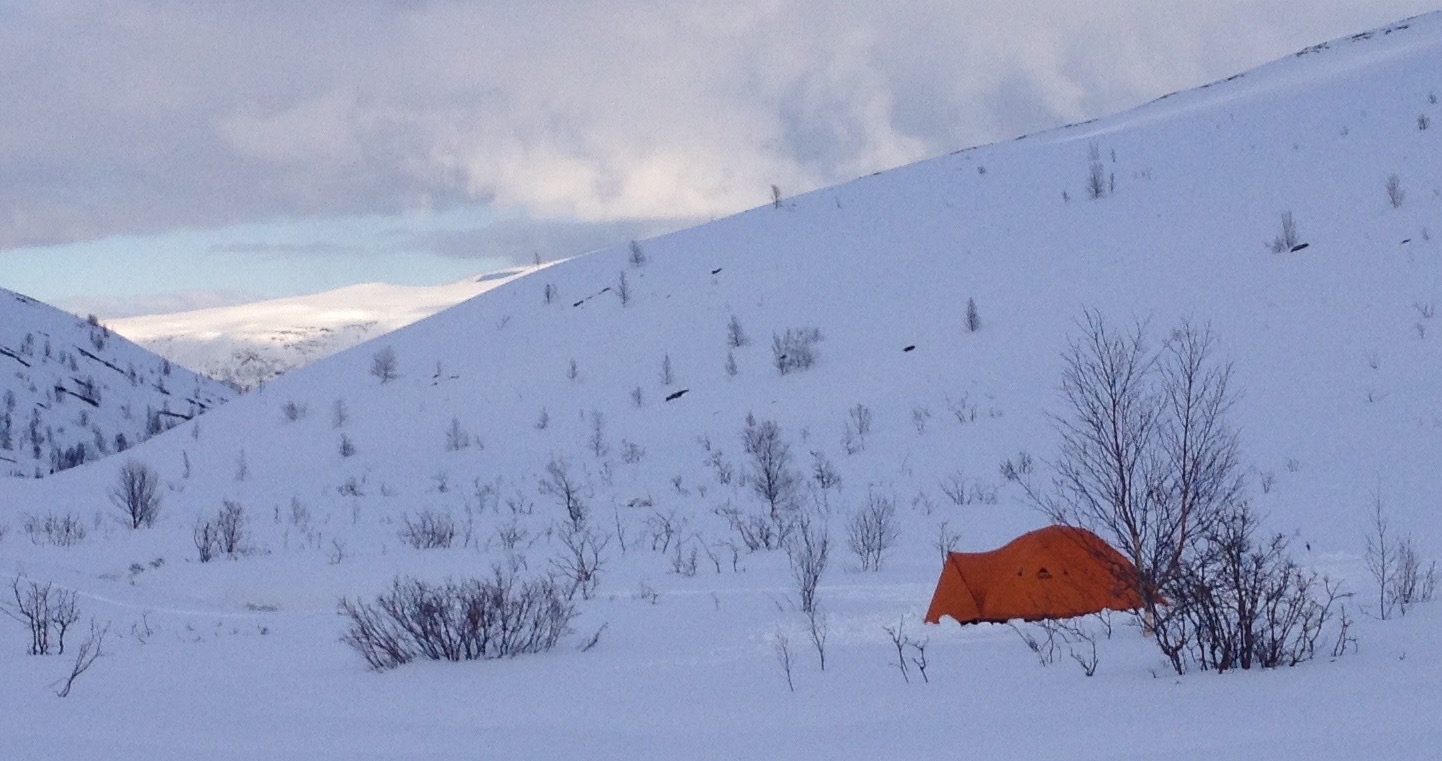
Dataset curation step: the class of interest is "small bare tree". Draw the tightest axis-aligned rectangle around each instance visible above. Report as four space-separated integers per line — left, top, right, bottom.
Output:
110 459 162 529
1268 211 1300 253
742 415 801 519
786 508 830 614
3 577 80 655
539 459 589 529
847 492 901 572
966 297 980 333
726 315 749 348
55 619 108 697
1386 174 1406 208
370 347 399 383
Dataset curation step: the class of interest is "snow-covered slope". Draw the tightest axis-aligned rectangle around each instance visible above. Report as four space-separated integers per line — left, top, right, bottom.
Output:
0 288 234 478
4 13 1442 759
107 267 542 389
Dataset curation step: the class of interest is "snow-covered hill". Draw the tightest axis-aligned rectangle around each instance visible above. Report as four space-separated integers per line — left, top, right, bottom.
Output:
4 13 1442 759
107 267 542 389
0 288 234 479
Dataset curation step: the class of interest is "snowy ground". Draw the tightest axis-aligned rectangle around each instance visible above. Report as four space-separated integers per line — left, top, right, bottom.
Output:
108 267 544 389
3 12 1441 759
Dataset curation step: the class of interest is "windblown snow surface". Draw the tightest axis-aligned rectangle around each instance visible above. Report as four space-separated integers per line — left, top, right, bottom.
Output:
107 267 543 389
3 14 1442 760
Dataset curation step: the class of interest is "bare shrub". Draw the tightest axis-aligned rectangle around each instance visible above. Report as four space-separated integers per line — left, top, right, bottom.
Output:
1393 537 1439 614
24 512 87 547
195 500 249 561
550 523 610 600
1369 493 1439 617
1267 211 1300 253
281 401 308 422
111 459 162 529
716 503 790 552
742 415 801 519
1155 503 1342 673
54 619 108 697
882 616 928 683
773 627 796 692
338 571 576 671
966 297 980 332
1386 174 1405 208
847 492 900 572
628 240 647 267
786 509 830 614
370 347 399 383
772 328 822 375
399 510 457 549
445 417 471 451
727 315 749 348
539 459 589 529
616 271 631 305
3 577 80 655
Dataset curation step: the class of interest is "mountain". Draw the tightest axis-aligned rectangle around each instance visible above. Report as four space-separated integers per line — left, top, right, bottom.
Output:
106 267 542 389
4 13 1442 759
0 288 234 478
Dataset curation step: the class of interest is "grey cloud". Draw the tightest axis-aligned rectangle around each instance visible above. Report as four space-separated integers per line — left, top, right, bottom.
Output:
2 0 1436 251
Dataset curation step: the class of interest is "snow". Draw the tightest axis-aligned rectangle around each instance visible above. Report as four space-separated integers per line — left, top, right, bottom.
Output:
3 11 1442 758
106 266 545 389
0 288 234 478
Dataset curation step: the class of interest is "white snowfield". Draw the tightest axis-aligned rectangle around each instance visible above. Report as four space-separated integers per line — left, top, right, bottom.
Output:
108 267 543 389
3 13 1442 759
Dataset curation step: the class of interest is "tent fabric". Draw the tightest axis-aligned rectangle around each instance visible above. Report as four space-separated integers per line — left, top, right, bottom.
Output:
923 525 1145 626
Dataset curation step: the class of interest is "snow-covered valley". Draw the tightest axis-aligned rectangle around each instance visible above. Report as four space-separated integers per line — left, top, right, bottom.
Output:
2 13 1441 759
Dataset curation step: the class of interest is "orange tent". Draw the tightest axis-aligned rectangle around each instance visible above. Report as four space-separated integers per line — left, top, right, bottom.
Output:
924 525 1145 626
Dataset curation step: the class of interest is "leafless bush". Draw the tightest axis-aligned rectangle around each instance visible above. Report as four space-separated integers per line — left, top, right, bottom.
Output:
445 417 471 451
370 346 399 383
773 627 796 692
883 616 927 683
399 510 458 549
1086 142 1107 200
644 509 685 553
1386 174 1406 208
806 604 829 671
628 240 647 267
111 459 162 529
616 270 631 305
742 415 801 519
54 619 108 697
539 458 589 529
727 315 749 348
772 328 822 375
551 522 610 600
966 297 980 332
1392 537 1438 614
1267 211 1300 253
842 404 872 454
338 571 576 671
660 354 674 385
1154 503 1342 673
3 577 80 655
847 492 900 572
195 500 249 561
786 509 830 614
935 520 962 561
716 504 791 551
281 401 308 422
24 512 88 547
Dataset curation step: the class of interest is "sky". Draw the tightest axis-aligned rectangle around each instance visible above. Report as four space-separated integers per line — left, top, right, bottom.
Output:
2 0 1437 317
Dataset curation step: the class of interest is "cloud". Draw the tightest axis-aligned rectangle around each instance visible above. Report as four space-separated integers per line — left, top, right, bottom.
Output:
1 0 1436 251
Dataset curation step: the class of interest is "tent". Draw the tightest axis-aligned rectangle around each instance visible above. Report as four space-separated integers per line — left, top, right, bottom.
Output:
924 525 1145 626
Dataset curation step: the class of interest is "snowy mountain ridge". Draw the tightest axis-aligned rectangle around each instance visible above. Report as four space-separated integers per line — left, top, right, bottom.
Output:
3 12 1442 759
0 288 234 479
107 266 543 389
